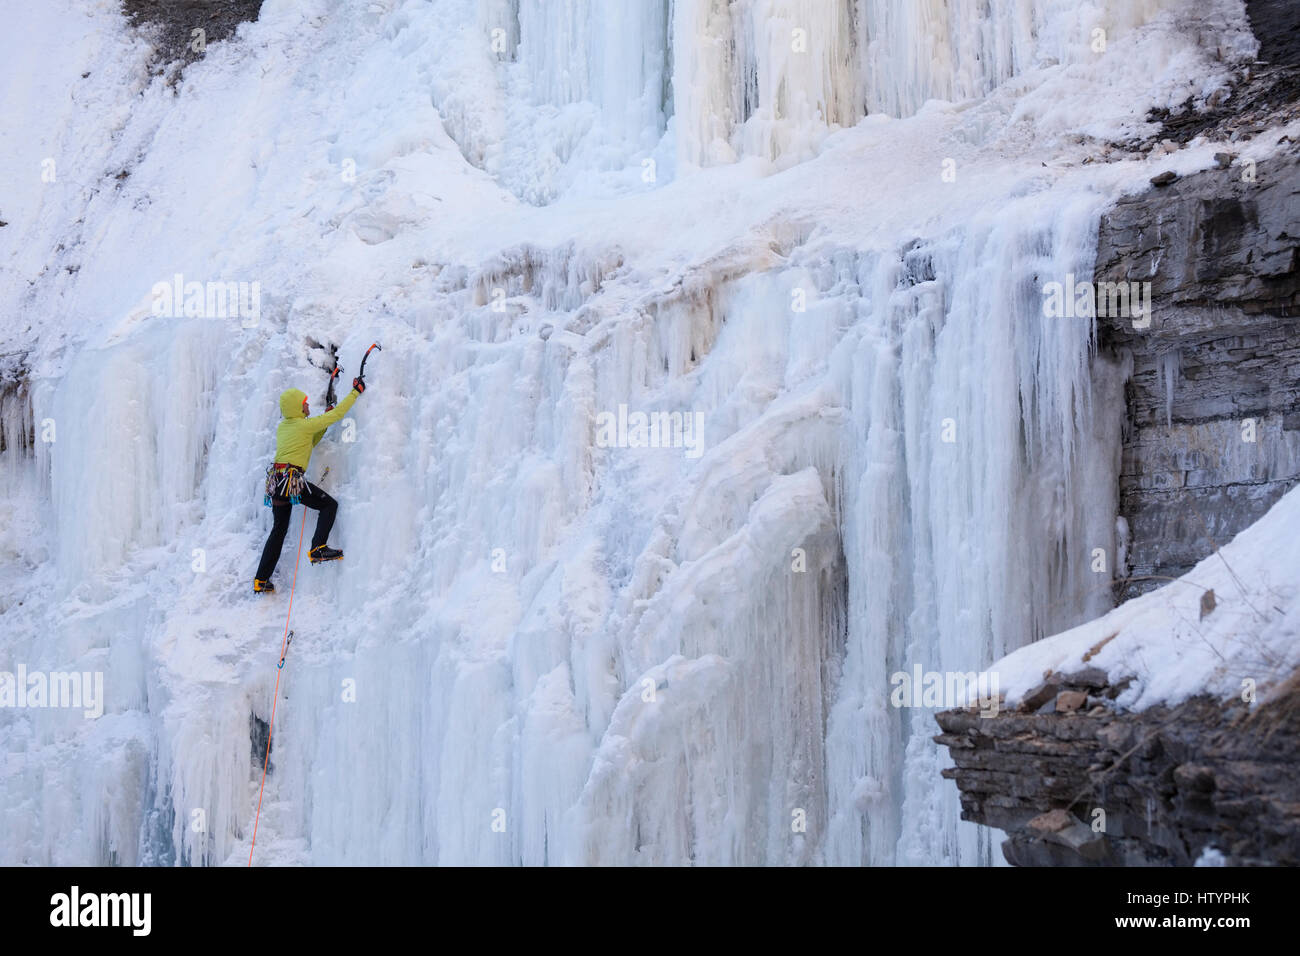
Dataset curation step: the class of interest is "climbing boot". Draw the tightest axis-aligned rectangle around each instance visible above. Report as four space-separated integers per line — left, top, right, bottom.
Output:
253 578 275 594
309 544 343 564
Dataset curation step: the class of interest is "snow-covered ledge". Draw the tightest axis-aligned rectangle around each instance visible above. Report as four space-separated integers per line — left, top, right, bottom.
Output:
936 486 1300 865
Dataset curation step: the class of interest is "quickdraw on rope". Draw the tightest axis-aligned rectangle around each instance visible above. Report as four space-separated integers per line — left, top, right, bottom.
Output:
248 506 307 866
277 631 294 669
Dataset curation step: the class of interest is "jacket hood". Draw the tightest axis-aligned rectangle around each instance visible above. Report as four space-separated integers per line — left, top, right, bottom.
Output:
279 388 308 419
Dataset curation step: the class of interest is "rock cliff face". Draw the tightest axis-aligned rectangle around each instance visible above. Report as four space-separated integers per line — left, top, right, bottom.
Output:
1095 0 1300 599
1248 0 1300 66
1096 150 1300 599
935 673 1300 866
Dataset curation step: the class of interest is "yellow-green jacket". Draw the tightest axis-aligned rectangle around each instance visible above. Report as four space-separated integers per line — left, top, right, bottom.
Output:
274 387 359 468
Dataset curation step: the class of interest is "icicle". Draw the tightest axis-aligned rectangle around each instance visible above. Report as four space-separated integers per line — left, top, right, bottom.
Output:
1157 349 1180 428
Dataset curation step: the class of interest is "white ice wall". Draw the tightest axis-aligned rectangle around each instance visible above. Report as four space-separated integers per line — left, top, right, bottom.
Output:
420 0 1175 196
856 0 1170 117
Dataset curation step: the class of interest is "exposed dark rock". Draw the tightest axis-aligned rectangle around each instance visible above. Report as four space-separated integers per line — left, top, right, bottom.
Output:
1095 150 1300 598
1138 0 1300 148
1145 66 1300 148
1019 680 1061 713
121 0 263 75
1140 0 1300 152
250 713 272 771
0 353 33 457
1247 0 1300 67
1068 666 1111 689
935 673 1300 865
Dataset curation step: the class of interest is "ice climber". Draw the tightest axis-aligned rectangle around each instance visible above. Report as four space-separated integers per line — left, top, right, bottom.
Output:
252 376 365 593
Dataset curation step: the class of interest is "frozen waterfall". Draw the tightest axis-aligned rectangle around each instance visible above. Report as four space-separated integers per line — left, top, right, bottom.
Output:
0 0 1251 864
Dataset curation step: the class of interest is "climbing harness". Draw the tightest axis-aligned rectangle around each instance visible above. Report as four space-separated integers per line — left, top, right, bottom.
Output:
264 463 306 506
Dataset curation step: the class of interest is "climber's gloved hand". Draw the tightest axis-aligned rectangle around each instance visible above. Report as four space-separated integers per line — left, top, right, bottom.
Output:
353 376 366 394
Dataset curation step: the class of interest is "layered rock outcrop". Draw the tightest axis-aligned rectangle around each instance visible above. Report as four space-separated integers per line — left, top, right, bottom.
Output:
935 673 1300 866
1096 150 1300 599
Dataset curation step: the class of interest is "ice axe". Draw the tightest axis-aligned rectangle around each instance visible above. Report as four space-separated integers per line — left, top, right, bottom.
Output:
326 343 380 409
358 342 382 380
324 361 342 411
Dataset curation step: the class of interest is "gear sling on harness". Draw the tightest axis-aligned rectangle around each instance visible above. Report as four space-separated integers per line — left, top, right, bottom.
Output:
264 462 307 506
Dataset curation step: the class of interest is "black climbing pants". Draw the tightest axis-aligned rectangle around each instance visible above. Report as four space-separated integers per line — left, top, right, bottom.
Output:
255 481 337 581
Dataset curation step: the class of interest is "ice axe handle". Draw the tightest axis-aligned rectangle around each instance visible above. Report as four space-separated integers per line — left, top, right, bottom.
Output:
356 340 379 377
325 363 341 409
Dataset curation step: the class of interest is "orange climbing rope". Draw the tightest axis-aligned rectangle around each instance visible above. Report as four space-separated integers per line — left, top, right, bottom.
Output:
248 507 307 866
